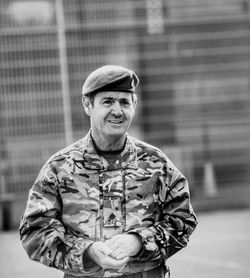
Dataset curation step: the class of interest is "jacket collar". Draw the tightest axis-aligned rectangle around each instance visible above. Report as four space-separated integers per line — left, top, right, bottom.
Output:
82 131 138 170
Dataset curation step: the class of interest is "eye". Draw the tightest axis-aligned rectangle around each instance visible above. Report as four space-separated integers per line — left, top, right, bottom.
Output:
120 99 131 107
102 99 113 106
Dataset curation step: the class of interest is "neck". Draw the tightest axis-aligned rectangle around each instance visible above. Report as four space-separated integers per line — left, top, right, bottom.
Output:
90 131 127 152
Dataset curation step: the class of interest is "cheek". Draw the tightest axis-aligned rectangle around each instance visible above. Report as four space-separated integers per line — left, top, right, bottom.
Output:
90 114 101 127
92 113 110 130
91 108 104 121
125 109 135 120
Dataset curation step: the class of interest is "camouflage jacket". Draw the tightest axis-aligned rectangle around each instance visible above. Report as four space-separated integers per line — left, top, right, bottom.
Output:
19 131 197 277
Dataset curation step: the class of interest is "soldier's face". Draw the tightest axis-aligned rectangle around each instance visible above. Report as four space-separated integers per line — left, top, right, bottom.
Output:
85 91 136 144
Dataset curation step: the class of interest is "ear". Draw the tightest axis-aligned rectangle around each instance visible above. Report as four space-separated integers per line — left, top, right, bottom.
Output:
82 97 92 116
132 94 137 111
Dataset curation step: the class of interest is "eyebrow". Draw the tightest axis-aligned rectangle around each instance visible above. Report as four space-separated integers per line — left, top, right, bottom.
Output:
102 96 130 101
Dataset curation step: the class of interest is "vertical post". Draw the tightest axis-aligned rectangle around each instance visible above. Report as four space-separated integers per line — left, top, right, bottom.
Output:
0 136 14 231
0 136 7 196
202 112 217 197
145 0 164 34
55 0 73 145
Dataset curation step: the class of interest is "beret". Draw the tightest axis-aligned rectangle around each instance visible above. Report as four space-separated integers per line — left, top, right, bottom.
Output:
82 65 139 96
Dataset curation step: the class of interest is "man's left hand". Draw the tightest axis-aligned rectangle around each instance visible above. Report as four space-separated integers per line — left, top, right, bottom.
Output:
105 234 142 260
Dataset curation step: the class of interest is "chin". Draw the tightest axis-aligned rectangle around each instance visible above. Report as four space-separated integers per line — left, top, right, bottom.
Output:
106 129 126 138
108 131 124 138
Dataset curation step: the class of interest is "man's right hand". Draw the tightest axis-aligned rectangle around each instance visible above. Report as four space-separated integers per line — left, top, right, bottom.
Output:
86 241 129 270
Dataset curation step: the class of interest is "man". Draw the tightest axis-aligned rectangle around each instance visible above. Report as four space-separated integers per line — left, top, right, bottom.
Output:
20 65 197 278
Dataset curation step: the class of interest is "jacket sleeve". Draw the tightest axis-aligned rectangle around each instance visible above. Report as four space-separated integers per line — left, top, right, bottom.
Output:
19 161 101 276
128 158 198 262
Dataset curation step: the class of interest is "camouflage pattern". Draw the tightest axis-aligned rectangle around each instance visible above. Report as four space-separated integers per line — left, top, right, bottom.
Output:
19 131 197 277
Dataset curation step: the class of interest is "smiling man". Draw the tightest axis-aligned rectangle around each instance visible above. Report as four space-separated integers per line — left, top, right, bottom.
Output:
20 65 197 278
83 91 136 151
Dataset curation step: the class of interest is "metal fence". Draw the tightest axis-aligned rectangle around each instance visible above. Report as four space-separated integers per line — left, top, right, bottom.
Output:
0 0 250 197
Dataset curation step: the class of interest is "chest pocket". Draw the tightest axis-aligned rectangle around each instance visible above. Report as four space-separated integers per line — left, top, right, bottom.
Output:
100 170 125 240
103 197 122 228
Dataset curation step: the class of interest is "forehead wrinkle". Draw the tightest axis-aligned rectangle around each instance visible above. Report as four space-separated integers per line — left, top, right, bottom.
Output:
100 91 132 101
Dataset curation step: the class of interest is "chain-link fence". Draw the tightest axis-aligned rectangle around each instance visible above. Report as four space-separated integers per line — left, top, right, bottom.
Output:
0 0 250 200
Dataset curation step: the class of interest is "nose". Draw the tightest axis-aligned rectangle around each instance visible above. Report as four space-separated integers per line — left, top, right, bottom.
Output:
111 101 122 116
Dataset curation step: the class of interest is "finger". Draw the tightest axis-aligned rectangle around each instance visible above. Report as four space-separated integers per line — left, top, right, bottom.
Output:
115 257 129 270
110 249 122 259
91 250 121 270
117 257 129 272
96 242 113 256
102 256 129 270
105 239 114 249
115 252 127 260
105 238 121 252
105 234 123 245
119 256 129 266
89 242 113 265
110 245 121 256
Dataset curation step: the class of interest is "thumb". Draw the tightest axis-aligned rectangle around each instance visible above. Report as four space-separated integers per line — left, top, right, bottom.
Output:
119 256 129 266
118 257 129 272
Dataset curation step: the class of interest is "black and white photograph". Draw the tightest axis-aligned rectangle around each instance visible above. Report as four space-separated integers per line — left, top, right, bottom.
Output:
0 1 250 278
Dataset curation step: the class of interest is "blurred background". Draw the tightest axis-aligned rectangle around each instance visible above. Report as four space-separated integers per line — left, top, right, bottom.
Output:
0 1 250 277
1 0 250 229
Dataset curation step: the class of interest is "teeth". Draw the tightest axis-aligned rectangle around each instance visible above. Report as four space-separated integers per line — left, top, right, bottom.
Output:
108 120 122 124
109 120 122 124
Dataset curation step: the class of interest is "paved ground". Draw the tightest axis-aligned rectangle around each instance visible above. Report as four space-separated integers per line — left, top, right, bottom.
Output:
0 209 250 278
168 209 250 278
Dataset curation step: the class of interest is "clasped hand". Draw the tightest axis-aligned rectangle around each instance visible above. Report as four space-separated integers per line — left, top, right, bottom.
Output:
87 234 142 271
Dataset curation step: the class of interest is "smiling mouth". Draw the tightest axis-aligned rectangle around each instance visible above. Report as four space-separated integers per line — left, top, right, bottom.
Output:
108 120 123 124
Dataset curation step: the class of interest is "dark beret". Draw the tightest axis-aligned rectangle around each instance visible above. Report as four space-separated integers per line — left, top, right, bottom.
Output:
82 65 139 96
